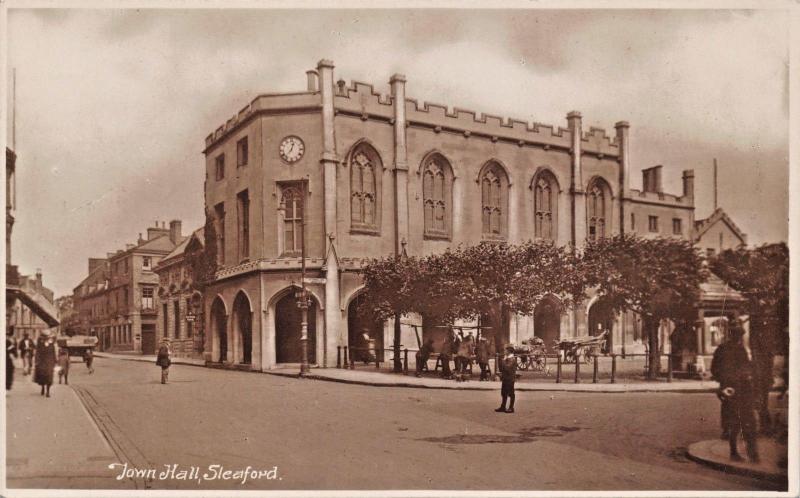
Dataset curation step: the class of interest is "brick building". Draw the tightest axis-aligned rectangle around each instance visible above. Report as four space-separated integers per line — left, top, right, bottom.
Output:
72 221 184 353
153 227 205 358
199 60 699 371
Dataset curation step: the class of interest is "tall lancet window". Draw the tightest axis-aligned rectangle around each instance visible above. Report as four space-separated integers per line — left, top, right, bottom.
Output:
480 162 508 238
534 171 558 241
587 178 611 241
422 154 453 238
349 143 382 232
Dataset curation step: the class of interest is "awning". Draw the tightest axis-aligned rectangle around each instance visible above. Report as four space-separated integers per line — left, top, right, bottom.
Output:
6 286 60 327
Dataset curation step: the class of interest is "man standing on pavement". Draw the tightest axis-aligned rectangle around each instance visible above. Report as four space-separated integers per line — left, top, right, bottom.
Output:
496 344 517 413
415 338 434 377
156 338 172 384
18 332 35 376
710 318 759 463
476 336 490 381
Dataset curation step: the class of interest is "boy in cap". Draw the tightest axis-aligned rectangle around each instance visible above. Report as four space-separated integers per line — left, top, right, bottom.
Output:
496 344 517 413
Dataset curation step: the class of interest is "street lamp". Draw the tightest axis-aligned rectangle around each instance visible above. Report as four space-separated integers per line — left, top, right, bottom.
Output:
296 178 310 376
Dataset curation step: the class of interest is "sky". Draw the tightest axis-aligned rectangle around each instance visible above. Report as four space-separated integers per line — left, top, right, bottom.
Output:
5 8 790 298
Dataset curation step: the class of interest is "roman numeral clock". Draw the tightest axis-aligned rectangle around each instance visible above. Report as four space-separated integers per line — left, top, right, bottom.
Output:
279 135 305 163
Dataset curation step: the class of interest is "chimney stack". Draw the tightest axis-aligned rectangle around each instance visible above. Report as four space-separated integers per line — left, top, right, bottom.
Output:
642 165 663 193
306 70 319 92
682 169 695 202
169 220 182 244
35 268 42 286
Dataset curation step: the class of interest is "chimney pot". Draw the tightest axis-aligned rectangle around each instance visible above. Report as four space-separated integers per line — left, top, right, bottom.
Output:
169 219 182 244
306 70 318 92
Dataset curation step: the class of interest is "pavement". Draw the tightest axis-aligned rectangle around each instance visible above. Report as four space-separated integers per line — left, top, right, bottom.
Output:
94 351 720 393
687 437 788 482
5 359 135 489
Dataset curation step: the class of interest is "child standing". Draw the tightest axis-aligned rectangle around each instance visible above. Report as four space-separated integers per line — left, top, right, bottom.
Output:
156 339 172 384
57 348 70 385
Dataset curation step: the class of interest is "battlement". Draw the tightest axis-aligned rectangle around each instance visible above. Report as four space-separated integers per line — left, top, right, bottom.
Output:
627 187 692 207
205 91 320 151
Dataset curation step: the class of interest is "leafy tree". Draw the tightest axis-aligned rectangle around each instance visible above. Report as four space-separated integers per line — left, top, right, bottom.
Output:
359 240 587 355
582 234 707 379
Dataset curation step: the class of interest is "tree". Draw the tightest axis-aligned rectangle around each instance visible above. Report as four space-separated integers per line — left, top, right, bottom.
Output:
359 241 587 356
185 210 219 291
582 234 707 379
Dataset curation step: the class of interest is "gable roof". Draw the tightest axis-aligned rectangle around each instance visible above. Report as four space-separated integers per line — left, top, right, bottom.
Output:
693 208 747 245
159 227 204 263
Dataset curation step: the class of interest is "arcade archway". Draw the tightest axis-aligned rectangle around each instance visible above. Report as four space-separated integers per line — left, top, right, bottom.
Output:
275 291 317 364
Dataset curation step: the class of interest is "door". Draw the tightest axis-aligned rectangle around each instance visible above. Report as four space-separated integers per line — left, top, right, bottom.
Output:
141 324 156 355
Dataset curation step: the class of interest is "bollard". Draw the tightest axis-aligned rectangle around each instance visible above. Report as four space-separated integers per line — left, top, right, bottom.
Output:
403 349 409 375
611 354 617 384
343 346 349 369
667 354 673 383
593 354 599 384
376 349 381 369
556 353 562 383
350 348 355 370
574 354 581 383
337 346 341 369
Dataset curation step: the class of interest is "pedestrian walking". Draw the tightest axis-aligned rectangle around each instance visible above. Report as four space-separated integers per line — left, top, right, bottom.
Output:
156 339 172 384
83 348 95 374
57 348 70 385
495 344 517 413
711 319 759 463
6 332 18 390
34 330 57 398
476 336 490 381
415 338 434 377
19 332 35 376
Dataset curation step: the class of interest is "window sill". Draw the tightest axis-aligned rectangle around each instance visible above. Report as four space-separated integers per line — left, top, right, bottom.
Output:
350 226 381 236
424 232 451 241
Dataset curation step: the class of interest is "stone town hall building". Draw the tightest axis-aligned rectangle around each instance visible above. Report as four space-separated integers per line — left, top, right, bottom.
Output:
201 59 696 371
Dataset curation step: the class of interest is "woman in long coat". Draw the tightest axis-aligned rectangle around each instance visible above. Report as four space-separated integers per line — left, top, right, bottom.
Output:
34 330 57 397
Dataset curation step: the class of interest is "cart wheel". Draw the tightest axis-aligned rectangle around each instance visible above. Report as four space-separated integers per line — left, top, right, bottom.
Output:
533 353 546 372
584 349 593 364
516 355 529 371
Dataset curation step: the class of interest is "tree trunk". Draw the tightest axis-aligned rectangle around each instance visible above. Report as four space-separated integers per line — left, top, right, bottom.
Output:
645 315 661 379
488 302 507 354
393 312 402 373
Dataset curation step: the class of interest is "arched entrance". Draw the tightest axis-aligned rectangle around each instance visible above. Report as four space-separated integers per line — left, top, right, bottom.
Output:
347 293 384 362
588 298 615 353
232 292 253 364
211 297 228 363
275 291 317 364
534 296 562 352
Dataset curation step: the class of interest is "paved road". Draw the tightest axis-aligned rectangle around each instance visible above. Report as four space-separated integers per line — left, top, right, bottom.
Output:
6 357 785 492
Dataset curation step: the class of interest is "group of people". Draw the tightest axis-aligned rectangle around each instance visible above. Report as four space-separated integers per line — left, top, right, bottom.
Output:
415 330 492 381
5 329 95 396
412 329 519 414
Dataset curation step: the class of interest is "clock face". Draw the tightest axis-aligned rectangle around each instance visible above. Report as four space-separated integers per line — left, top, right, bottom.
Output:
279 136 305 163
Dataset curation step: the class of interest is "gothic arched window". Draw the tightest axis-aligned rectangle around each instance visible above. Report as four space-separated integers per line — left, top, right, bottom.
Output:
480 162 508 238
422 154 453 238
587 178 611 241
534 171 558 241
349 143 382 232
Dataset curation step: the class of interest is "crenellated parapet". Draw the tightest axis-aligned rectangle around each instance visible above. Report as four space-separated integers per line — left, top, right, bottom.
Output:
627 187 693 208
333 80 394 121
582 126 620 157
204 91 321 152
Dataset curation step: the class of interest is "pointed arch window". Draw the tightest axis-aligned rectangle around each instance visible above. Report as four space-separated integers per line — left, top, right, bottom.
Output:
534 171 558 241
480 162 508 239
422 154 453 238
587 178 611 240
349 143 382 233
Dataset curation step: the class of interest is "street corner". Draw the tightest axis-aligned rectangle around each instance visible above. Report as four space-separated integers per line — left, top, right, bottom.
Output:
687 437 788 483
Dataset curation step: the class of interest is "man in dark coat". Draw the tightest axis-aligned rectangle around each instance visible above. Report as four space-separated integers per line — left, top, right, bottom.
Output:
156 339 172 384
34 330 57 397
6 333 18 390
440 330 454 379
496 344 517 413
415 338 434 377
710 319 759 462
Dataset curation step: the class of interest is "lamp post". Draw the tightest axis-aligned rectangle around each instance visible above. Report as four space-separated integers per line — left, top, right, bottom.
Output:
297 179 310 376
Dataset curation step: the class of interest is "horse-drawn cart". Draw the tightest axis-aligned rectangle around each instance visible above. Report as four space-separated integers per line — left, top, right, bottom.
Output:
511 337 548 372
554 330 608 364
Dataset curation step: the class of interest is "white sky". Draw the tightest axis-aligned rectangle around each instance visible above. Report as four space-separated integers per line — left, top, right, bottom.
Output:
5 8 790 297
